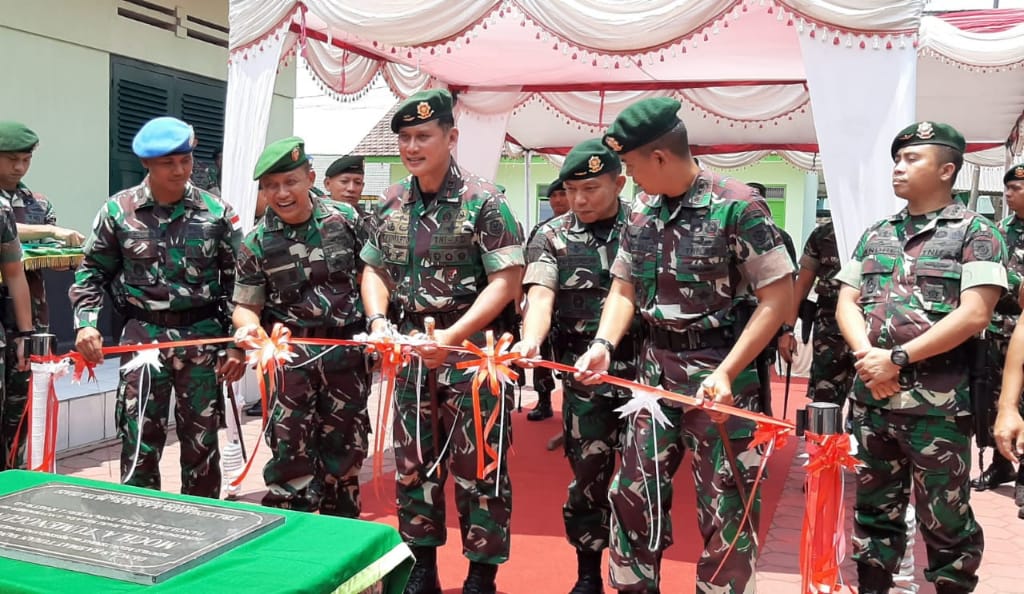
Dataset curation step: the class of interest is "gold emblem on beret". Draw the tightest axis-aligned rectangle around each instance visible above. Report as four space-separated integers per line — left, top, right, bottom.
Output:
1016 166 1024 179
417 101 434 120
587 155 604 174
915 121 935 140
290 147 300 162
604 136 623 152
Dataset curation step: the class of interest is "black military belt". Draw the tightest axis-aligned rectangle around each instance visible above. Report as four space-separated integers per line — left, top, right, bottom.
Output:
125 304 221 328
817 296 838 310
403 309 466 331
649 325 735 351
283 324 360 340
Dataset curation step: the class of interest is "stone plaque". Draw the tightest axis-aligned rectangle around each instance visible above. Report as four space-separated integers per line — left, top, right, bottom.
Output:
0 482 284 584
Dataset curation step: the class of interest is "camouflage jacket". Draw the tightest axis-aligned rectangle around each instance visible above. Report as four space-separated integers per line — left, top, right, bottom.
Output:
360 160 524 315
990 213 1024 337
800 220 843 305
1 184 56 328
234 196 366 329
70 179 241 330
0 199 21 267
837 203 1007 416
610 169 793 332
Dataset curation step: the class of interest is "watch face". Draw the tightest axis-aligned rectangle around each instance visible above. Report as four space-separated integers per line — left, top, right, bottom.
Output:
891 349 909 367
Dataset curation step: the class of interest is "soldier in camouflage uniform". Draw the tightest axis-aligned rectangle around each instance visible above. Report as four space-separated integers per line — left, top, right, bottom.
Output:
575 98 794 593
973 163 1024 499
526 178 570 422
514 140 639 594
70 117 245 498
778 212 854 405
0 122 85 468
325 155 376 233
360 89 524 594
233 137 369 516
835 122 1006 594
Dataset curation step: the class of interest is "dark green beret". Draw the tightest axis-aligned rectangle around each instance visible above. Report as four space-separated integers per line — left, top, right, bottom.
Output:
325 155 364 178
390 89 454 133
603 97 681 154
1005 163 1024 185
747 182 767 197
253 136 308 180
0 121 39 153
560 138 621 181
890 121 965 159
545 179 564 197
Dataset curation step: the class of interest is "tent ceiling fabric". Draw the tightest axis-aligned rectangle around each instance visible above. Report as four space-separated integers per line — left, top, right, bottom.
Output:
229 0 1024 160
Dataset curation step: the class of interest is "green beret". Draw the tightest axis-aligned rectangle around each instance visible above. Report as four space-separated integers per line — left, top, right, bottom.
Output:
890 121 965 159
390 89 454 133
603 97 681 154
560 139 621 181
252 136 308 180
545 179 564 197
748 182 767 197
1004 163 1024 185
325 155 364 178
0 121 39 153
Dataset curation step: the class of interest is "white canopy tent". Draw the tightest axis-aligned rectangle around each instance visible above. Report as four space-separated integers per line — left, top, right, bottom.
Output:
225 0 1024 260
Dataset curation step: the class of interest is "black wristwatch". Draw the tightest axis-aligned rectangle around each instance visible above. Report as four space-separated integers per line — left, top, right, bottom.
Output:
779 323 794 335
890 345 910 368
365 313 386 333
589 337 615 354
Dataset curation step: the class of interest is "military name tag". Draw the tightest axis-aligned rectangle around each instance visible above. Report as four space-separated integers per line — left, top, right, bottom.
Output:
0 483 284 584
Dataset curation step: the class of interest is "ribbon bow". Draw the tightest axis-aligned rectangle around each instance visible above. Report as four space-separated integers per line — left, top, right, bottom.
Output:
456 331 518 479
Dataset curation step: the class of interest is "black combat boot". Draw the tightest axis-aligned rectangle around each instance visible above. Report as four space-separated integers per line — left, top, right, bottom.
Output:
527 392 553 421
568 550 603 594
1014 464 1024 507
462 561 498 594
935 583 971 594
857 562 892 594
404 546 441 594
970 455 1015 491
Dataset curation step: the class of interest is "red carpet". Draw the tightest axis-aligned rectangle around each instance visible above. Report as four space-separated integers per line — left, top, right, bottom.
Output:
361 374 805 593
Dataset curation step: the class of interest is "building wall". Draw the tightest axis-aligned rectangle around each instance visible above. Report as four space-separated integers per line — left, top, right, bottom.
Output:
0 0 295 234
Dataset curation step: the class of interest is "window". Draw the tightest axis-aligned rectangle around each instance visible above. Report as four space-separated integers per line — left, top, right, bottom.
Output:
763 185 786 228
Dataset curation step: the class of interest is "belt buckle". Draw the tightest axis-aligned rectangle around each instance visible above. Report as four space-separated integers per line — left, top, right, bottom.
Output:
686 330 699 351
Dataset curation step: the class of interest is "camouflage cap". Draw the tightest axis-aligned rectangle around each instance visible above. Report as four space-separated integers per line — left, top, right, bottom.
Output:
545 178 564 197
560 138 621 181
325 155 364 178
132 116 195 158
603 97 681 154
890 121 965 159
1004 162 1024 185
0 121 38 153
252 136 308 180
390 89 454 133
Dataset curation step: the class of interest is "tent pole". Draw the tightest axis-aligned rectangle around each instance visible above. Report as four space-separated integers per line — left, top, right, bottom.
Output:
967 164 981 210
523 149 533 234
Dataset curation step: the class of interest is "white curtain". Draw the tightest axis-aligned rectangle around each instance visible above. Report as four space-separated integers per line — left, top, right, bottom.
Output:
229 0 298 51
919 15 1024 68
698 151 770 170
454 90 521 181
681 85 809 122
303 0 498 46
513 0 741 52
223 30 288 234
800 37 918 263
777 0 922 33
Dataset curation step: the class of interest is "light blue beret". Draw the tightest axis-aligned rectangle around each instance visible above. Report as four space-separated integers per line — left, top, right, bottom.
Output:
132 117 196 158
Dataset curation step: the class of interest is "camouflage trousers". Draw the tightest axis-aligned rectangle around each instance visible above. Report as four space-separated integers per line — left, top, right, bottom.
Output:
393 354 513 564
533 340 557 396
849 402 983 591
561 376 630 552
808 313 854 405
1 331 26 470
262 342 369 516
116 319 223 498
610 346 762 593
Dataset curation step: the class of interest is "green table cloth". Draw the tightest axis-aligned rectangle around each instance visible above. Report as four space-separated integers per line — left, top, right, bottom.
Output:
0 471 412 594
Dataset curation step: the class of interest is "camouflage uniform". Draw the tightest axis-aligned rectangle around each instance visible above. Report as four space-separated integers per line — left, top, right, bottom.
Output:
360 161 524 563
234 196 369 516
525 220 557 403
837 203 1007 591
0 184 55 469
800 220 854 405
70 179 240 498
609 171 793 592
524 201 638 553
0 201 21 469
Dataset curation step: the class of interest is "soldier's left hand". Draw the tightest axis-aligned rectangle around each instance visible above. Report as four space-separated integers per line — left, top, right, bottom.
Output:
13 337 28 372
864 377 901 400
697 370 734 424
54 227 85 247
853 347 898 384
217 348 246 383
994 408 1024 463
511 339 540 367
414 328 452 369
